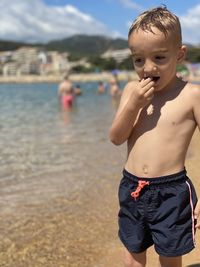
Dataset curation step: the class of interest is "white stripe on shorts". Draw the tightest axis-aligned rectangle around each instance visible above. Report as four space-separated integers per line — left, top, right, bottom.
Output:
186 181 196 247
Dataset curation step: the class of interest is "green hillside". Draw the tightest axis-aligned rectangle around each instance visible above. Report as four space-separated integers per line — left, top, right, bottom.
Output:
0 35 128 57
45 34 128 56
0 40 41 51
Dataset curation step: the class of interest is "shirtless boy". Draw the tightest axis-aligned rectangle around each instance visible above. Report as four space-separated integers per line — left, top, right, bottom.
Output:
109 6 200 267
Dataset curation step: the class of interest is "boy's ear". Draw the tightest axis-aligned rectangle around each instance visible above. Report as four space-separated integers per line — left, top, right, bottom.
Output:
177 45 187 63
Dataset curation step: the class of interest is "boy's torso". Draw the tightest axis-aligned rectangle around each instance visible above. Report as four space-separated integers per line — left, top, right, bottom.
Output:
125 81 197 177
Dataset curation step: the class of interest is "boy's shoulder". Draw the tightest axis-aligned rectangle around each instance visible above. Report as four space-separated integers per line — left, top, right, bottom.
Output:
184 81 200 99
185 81 200 90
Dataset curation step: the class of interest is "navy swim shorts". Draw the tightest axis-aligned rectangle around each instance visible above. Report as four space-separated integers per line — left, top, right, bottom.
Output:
118 168 198 257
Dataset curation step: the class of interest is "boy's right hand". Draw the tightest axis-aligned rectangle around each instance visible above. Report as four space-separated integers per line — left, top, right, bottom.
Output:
131 78 155 108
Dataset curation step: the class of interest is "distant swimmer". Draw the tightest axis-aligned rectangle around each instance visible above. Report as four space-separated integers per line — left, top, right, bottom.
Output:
109 77 122 109
97 81 105 94
109 77 121 98
58 75 75 109
74 84 82 96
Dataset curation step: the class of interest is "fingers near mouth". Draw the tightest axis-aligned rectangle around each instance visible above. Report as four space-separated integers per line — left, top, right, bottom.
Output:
144 76 160 82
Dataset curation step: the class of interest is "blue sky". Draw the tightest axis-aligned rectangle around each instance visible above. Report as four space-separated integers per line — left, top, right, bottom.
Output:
0 0 200 44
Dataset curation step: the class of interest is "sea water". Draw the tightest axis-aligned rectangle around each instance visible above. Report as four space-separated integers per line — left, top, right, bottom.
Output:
0 82 125 210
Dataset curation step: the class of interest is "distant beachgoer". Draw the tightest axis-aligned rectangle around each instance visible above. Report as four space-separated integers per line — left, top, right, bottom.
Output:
109 77 121 109
74 84 82 96
109 77 121 98
97 81 105 94
58 75 75 109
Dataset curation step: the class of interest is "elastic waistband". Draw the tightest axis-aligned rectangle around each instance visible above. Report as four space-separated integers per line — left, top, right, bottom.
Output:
123 168 187 185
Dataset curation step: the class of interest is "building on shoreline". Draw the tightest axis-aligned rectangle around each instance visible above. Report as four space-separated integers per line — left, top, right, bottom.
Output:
101 48 131 63
0 47 70 77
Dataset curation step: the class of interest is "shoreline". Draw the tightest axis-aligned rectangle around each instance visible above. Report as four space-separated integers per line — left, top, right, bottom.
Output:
0 71 136 84
0 71 199 84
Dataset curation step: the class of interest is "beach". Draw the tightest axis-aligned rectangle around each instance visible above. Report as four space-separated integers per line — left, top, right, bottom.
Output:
0 72 135 84
0 81 200 267
0 71 199 84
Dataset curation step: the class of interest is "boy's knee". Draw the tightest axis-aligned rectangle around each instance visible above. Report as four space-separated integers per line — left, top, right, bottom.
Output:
123 255 134 267
123 249 146 267
159 255 182 267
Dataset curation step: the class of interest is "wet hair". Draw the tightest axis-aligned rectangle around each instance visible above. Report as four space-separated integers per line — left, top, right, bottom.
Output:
128 6 182 46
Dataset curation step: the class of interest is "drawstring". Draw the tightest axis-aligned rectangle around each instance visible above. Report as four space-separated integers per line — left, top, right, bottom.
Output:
131 180 150 201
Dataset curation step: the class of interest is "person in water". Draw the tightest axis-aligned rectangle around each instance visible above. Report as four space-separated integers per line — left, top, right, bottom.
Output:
109 6 200 267
109 77 121 98
74 84 82 96
97 81 106 94
58 75 74 109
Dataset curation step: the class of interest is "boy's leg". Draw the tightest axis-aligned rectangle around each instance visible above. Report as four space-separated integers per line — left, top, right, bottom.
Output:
159 255 182 267
123 247 147 267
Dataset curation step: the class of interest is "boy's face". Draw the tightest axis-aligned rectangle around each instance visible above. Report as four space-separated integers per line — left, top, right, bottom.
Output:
128 27 186 91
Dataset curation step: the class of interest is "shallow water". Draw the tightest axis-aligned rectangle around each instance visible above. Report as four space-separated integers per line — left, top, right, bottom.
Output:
0 84 112 175
0 82 126 266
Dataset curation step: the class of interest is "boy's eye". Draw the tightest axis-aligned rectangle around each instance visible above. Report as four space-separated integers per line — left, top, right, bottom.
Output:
155 56 165 60
134 58 142 63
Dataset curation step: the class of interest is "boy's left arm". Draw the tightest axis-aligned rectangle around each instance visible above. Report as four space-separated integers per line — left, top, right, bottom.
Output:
192 84 200 229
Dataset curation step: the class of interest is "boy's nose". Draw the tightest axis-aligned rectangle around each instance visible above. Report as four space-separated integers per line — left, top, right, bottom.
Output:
144 59 157 72
144 64 158 77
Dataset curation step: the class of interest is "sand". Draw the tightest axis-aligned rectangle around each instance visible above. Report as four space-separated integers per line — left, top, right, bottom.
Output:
0 71 137 84
0 131 200 267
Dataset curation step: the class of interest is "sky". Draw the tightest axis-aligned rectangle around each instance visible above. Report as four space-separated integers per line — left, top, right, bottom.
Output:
0 0 200 44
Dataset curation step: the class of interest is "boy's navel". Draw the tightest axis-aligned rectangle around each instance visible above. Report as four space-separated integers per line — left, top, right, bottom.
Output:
142 164 148 175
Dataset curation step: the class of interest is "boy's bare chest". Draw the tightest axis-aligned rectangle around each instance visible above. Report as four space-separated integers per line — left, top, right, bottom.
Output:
136 97 192 130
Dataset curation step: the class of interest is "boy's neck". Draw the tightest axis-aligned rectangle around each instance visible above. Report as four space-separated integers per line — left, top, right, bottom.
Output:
154 76 186 96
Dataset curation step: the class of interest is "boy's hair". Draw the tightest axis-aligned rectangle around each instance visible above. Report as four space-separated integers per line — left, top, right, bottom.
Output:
128 6 182 46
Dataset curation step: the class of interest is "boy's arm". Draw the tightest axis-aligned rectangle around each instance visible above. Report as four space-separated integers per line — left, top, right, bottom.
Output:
109 78 155 145
191 84 200 229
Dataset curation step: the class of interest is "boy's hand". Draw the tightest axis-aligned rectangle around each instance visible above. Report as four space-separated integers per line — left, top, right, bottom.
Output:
194 199 200 229
132 78 155 108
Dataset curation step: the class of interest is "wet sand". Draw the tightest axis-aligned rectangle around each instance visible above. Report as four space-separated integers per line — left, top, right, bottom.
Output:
0 136 125 267
0 71 137 84
0 131 200 267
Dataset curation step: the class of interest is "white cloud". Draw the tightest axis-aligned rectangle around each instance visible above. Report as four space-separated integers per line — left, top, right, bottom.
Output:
179 4 200 44
119 0 143 12
111 30 125 39
0 0 113 43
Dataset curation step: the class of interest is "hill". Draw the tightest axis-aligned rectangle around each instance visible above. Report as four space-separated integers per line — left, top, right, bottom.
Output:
0 40 41 51
45 34 128 57
0 35 128 57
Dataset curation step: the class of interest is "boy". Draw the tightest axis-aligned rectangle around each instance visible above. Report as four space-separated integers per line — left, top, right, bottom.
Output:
109 6 200 267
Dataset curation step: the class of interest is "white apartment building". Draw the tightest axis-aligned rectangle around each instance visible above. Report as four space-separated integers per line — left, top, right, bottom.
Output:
101 48 131 63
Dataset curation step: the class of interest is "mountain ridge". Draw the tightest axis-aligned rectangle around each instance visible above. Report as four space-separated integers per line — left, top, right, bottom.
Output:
0 34 128 57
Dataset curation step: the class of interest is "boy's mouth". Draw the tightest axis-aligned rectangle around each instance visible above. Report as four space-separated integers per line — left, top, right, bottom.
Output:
145 76 160 82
